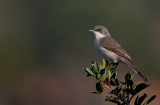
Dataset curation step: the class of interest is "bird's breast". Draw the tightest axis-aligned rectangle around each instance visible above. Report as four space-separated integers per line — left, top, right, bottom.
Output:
94 39 119 63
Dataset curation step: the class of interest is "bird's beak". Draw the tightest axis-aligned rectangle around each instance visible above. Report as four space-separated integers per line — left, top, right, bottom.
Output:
89 29 94 32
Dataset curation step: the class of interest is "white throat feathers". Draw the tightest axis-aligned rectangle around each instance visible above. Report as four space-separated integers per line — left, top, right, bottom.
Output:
93 31 106 40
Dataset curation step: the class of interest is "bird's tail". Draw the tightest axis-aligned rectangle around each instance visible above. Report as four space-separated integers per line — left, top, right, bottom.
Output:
121 58 147 81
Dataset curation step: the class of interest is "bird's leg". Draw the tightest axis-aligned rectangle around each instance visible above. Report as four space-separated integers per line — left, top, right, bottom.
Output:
114 62 119 70
109 62 115 65
110 62 119 67
109 62 119 72
114 62 119 67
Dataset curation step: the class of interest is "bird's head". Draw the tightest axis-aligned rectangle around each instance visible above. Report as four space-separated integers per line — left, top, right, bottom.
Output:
89 25 110 39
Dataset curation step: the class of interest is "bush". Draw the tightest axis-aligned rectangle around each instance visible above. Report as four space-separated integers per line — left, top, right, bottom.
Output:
84 59 157 105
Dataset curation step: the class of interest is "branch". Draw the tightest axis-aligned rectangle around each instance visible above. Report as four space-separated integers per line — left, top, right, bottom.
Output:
84 59 157 105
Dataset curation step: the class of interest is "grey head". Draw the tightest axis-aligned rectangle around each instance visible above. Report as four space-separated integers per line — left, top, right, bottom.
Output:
89 25 110 36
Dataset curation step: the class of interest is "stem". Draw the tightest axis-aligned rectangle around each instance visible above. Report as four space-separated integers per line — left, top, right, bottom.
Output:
129 95 134 103
102 82 112 91
119 95 130 105
131 72 136 80
120 89 130 105
127 93 129 101
111 90 130 105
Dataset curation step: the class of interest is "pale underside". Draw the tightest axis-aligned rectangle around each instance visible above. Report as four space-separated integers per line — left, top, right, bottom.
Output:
94 39 119 63
93 31 133 63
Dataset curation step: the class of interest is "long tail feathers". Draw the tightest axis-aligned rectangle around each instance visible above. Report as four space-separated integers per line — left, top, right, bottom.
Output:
131 66 147 81
121 58 147 81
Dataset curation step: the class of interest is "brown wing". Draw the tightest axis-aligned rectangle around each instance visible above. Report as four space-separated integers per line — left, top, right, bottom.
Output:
99 37 133 62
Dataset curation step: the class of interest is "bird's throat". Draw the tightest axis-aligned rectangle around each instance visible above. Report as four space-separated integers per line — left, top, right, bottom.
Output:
94 32 106 40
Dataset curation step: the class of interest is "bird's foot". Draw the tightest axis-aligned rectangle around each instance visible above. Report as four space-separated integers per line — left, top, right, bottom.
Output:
109 62 119 71
110 62 119 66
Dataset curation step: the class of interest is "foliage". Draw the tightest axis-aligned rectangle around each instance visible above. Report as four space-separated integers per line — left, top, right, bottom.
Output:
84 59 157 105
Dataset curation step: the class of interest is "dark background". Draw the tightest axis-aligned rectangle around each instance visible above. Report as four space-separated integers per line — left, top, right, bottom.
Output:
0 0 160 105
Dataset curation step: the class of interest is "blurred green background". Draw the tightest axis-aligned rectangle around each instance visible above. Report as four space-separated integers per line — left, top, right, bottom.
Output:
0 0 160 105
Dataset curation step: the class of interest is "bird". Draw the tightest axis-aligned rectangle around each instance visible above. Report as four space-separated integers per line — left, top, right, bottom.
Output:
89 25 147 81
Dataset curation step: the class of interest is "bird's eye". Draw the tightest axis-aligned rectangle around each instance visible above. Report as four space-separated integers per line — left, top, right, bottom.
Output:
97 29 101 31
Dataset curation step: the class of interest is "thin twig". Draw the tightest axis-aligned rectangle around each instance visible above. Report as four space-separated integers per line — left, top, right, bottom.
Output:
102 82 112 91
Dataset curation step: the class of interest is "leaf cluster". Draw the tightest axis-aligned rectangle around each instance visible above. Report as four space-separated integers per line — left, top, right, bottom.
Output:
84 59 157 105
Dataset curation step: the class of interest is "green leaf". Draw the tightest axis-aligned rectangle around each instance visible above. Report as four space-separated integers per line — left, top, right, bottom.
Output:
97 73 101 79
125 72 131 82
94 61 99 72
100 68 106 76
91 91 101 94
100 72 109 82
110 80 115 86
126 89 134 95
96 82 103 93
141 99 148 105
111 71 117 79
147 95 157 104
105 60 109 66
111 65 117 71
133 82 149 95
99 59 106 69
105 96 117 101
91 61 94 67
126 80 133 89
131 72 136 79
114 88 121 97
120 81 126 85
107 65 115 71
134 95 139 105
84 68 94 76
108 70 112 79
105 96 123 105
110 85 115 90
137 93 147 105
115 79 119 86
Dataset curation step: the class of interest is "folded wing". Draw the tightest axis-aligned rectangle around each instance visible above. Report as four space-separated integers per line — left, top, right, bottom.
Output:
99 37 133 62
